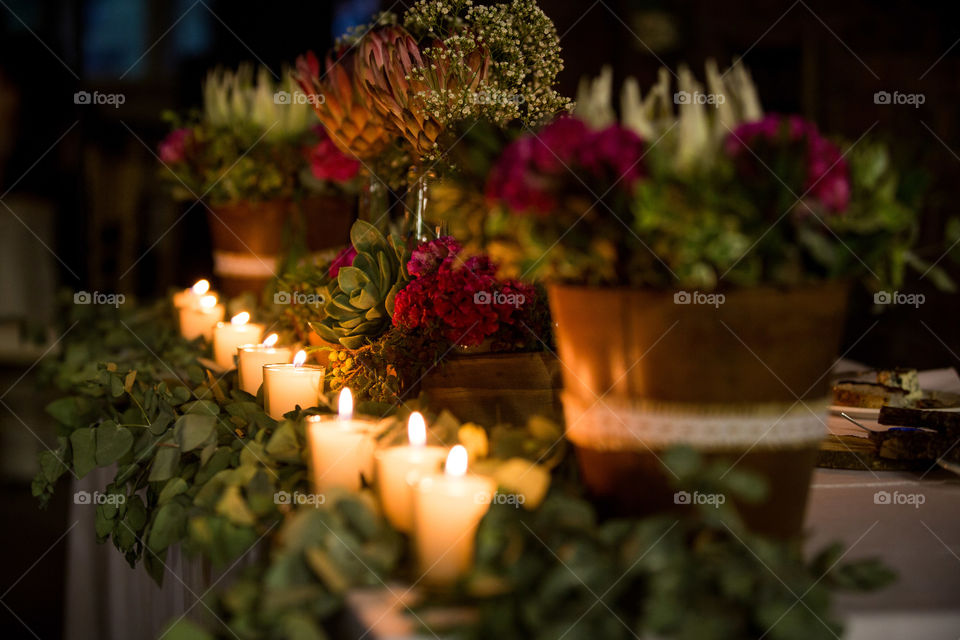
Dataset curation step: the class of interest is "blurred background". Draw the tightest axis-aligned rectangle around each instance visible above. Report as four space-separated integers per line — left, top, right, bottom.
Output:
0 1 958 637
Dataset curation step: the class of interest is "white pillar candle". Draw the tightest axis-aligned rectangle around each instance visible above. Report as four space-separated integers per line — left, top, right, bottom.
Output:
237 334 293 395
213 312 264 369
173 279 211 309
308 388 377 492
413 445 495 585
375 412 448 532
179 294 225 341
262 350 325 420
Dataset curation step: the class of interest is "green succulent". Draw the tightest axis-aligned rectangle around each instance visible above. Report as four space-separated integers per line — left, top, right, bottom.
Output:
311 221 408 349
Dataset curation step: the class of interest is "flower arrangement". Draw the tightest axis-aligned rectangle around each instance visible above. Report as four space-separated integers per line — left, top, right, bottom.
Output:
294 0 572 169
159 65 360 205
485 62 937 291
393 236 539 347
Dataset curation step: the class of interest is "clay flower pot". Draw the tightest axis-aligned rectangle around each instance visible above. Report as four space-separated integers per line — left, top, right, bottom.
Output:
207 197 354 296
548 282 849 537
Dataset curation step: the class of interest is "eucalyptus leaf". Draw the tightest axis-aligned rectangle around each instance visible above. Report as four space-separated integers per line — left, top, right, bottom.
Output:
174 414 217 452
70 428 97 478
95 421 134 466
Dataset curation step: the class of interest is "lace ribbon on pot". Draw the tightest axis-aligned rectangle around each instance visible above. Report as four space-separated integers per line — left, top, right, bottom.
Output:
212 251 279 278
562 393 829 452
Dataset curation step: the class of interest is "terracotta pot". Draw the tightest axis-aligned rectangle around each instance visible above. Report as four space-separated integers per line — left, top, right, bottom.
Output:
207 200 289 296
548 282 849 537
420 352 563 426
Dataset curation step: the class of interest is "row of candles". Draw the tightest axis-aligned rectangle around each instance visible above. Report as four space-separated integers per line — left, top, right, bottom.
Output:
173 280 495 584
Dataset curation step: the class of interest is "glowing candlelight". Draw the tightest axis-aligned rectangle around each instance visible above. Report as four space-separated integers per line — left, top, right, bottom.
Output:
262 349 324 420
179 293 224 341
213 311 263 369
339 387 353 420
308 387 378 492
412 444 495 584
374 411 448 532
237 333 291 395
192 279 210 296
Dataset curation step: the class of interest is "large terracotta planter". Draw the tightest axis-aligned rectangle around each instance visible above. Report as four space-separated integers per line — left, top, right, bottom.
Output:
207 200 288 296
549 282 849 537
420 351 563 426
207 197 354 296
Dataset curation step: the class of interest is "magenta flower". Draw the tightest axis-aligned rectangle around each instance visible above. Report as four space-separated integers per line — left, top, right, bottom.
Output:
727 114 850 214
307 126 360 183
328 245 358 279
158 128 192 165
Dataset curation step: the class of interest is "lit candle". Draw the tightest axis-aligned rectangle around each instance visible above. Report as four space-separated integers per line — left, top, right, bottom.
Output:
412 445 495 585
237 333 293 395
213 312 264 369
262 350 325 420
173 279 211 309
179 294 225 341
307 388 377 492
375 412 448 532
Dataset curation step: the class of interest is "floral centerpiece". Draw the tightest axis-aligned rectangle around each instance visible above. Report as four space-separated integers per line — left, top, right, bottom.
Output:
293 0 572 237
483 60 944 535
158 65 362 294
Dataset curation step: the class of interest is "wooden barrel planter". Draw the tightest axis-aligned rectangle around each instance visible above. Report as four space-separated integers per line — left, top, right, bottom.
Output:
419 351 563 427
549 282 850 537
208 197 354 297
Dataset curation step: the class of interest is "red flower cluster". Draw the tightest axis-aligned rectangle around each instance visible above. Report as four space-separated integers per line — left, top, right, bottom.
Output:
392 237 535 347
486 117 646 215
726 114 850 213
306 125 361 183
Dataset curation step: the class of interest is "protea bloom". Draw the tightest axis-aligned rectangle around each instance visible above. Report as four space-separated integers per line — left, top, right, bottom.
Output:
357 25 490 158
294 48 390 159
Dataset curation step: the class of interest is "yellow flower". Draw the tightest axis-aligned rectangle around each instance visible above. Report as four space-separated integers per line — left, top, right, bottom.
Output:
457 423 488 461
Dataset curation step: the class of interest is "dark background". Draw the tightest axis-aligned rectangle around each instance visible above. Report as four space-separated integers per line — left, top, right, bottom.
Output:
0 1 958 638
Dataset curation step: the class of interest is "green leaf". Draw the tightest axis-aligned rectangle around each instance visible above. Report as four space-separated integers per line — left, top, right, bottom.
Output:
125 494 148 531
182 400 220 417
216 485 256 527
149 447 181 482
349 219 383 254
174 415 217 452
95 421 134 466
70 428 97 478
159 477 189 505
148 502 187 552
47 396 94 429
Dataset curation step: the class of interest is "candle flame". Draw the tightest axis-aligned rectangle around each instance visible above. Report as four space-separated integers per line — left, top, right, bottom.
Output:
338 387 353 420
293 350 307 367
192 279 210 296
262 333 279 347
199 295 217 309
231 311 250 326
407 412 426 447
445 445 468 477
